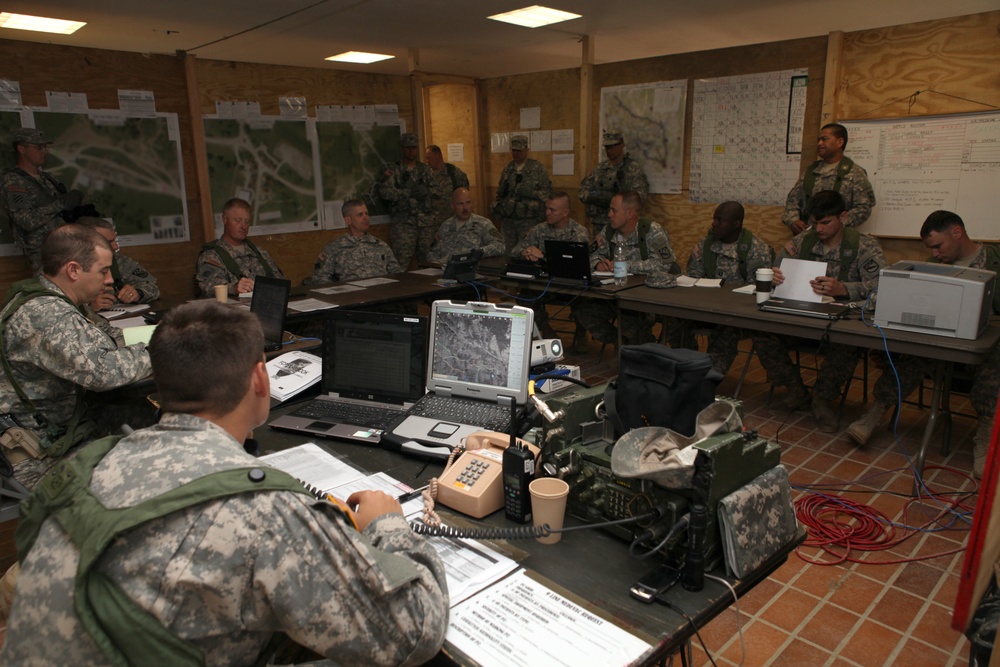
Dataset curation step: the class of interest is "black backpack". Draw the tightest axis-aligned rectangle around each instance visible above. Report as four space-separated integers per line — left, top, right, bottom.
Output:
604 344 723 438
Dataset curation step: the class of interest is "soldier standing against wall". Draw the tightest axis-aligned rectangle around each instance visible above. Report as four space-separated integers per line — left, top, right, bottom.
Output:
491 135 551 253
378 133 435 269
578 131 649 238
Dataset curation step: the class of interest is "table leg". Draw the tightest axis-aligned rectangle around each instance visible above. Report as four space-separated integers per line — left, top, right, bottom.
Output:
913 360 947 493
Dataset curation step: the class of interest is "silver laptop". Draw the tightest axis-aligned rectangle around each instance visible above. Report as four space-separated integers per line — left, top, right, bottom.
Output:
268 310 426 444
758 297 851 320
386 300 534 457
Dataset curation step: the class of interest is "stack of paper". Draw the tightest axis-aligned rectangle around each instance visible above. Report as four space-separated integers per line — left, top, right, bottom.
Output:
266 351 322 401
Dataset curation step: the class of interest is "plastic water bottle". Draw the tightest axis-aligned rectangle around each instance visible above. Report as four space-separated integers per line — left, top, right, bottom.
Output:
613 234 627 286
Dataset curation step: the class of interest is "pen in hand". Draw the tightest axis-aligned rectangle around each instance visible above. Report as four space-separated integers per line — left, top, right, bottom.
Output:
397 485 429 504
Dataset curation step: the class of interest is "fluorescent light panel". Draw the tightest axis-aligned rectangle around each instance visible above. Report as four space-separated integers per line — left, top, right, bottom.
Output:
325 51 394 64
488 5 581 28
0 12 85 35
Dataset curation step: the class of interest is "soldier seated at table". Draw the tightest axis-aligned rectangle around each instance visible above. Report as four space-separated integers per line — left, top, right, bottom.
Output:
665 201 773 375
306 199 401 284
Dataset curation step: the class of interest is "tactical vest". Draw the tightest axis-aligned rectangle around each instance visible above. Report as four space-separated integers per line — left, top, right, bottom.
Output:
609 217 653 261
201 239 274 279
798 227 860 283
16 435 322 667
702 228 753 282
0 279 96 456
801 157 855 215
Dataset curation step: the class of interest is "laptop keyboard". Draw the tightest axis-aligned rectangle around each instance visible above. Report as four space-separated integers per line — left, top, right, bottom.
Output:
292 400 403 430
410 394 512 432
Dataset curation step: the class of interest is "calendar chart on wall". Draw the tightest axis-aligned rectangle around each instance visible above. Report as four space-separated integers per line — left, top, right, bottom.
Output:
689 68 809 206
842 112 1000 241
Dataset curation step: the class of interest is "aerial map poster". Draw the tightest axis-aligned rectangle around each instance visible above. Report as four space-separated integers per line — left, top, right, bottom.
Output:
202 116 321 236
689 68 809 206
314 118 401 227
0 109 189 256
599 79 687 194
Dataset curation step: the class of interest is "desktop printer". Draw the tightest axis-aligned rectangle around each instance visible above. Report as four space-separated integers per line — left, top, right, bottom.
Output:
873 261 996 340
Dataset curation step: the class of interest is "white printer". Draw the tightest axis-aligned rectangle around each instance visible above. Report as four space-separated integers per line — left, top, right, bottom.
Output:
874 261 995 340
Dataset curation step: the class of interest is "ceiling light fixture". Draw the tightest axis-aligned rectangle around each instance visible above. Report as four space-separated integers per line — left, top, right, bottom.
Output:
488 5 581 29
0 12 86 35
325 51 394 64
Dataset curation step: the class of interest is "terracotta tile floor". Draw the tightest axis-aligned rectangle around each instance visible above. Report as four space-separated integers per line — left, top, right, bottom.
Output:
555 321 978 667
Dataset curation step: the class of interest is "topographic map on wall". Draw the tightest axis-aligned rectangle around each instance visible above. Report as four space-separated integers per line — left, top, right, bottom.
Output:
203 116 320 236
315 117 400 227
689 68 809 206
599 80 687 194
0 109 188 257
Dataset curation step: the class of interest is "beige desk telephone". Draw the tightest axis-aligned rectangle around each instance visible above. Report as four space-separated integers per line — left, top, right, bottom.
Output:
435 431 541 519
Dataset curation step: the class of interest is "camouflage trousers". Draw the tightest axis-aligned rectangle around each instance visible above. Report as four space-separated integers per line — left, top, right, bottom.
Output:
872 344 999 418
753 334 862 401
391 221 438 270
667 320 745 376
499 218 539 254
573 301 654 345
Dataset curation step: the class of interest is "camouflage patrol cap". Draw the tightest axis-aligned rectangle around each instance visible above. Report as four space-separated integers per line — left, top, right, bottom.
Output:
400 132 419 147
609 401 743 488
602 131 624 146
510 135 528 150
13 127 51 145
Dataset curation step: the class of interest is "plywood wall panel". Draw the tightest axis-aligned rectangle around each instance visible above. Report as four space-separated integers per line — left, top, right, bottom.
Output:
193 59 412 285
0 40 202 302
479 69 585 227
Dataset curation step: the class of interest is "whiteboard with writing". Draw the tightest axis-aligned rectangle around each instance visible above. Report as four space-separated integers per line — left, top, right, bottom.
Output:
842 112 1000 241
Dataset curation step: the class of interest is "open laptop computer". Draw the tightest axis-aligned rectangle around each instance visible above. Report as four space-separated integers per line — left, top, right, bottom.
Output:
544 239 593 287
251 275 292 352
758 297 852 320
443 249 483 283
385 300 534 458
268 310 427 444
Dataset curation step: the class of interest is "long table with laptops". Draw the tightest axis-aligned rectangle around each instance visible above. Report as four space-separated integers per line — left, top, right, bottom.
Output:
617 283 1000 480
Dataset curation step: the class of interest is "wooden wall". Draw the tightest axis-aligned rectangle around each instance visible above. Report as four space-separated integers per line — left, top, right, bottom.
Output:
2 9 997 300
835 10 1000 262
476 10 1000 268
0 43 414 298
192 59 412 287
478 68 584 222
0 41 199 301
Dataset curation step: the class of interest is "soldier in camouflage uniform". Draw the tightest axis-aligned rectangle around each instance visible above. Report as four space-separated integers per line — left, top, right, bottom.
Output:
574 192 680 347
1 300 449 666
426 188 504 265
491 135 551 253
755 191 885 433
306 199 401 284
196 197 284 297
76 217 159 307
846 211 999 478
578 131 649 238
425 144 470 229
0 225 153 488
378 132 436 269
1 128 87 273
782 123 876 234
511 191 590 346
666 202 774 375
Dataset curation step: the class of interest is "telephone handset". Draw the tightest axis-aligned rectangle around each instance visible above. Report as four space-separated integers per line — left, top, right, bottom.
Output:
434 431 541 519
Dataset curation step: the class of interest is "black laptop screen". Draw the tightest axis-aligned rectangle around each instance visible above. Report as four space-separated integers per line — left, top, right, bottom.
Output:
250 276 291 345
323 311 426 403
